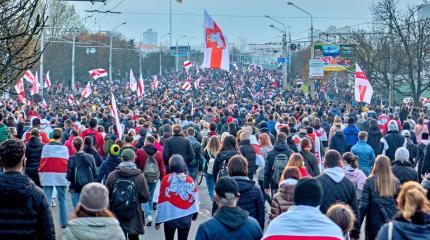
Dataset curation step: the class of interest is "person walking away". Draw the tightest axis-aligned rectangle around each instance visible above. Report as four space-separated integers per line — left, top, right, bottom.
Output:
402 130 417 166
66 137 97 209
264 132 294 195
97 144 121 183
330 124 347 155
238 131 257 179
391 147 418 184
213 135 239 182
196 177 262 240
258 133 273 203
39 128 69 228
137 136 166 226
155 155 199 240
162 124 195 173
186 127 203 180
61 183 125 240
327 203 356 240
299 137 320 177
286 153 310 177
341 152 366 199
351 131 375 176
359 155 400 240
105 148 149 240
367 118 383 156
0 139 55 240
376 181 430 240
22 117 50 144
80 118 105 157
212 155 265 229
380 120 407 161
263 178 344 240
343 118 360 152
203 136 220 201
269 166 300 220
25 128 44 187
0 113 10 143
415 117 429 143
316 150 360 239
83 136 103 167
416 132 430 182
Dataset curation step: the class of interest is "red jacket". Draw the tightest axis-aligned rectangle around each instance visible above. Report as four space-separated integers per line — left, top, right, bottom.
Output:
23 131 50 144
135 150 166 181
80 128 105 157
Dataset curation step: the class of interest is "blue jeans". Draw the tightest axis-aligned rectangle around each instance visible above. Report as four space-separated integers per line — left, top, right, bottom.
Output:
188 167 198 181
71 192 80 210
204 172 215 201
43 186 68 227
143 181 157 217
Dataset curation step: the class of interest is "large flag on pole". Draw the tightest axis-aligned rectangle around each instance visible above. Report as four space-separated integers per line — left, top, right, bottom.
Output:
44 71 52 88
202 10 229 71
355 63 373 104
129 69 137 92
111 93 123 140
152 76 159 90
137 73 144 97
23 70 35 84
30 71 40 95
182 79 191 91
81 82 92 98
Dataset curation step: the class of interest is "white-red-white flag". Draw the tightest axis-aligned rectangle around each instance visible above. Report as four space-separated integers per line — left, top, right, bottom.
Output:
81 82 92 98
194 77 202 89
355 63 373 104
89 68 108 80
111 93 123 140
202 10 229 71
44 71 52 88
184 60 192 70
137 73 144 97
40 98 48 109
68 94 74 104
129 69 137 92
182 79 191 91
23 70 35 84
152 76 159 90
30 71 40 95
15 78 25 94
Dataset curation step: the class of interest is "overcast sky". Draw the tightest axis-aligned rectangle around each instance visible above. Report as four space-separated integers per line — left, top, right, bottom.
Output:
70 0 423 46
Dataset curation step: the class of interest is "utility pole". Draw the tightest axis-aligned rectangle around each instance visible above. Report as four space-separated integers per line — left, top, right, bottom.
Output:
170 0 172 47
175 40 179 72
40 28 45 98
287 26 292 83
282 32 288 89
389 26 394 106
71 30 76 92
109 34 113 82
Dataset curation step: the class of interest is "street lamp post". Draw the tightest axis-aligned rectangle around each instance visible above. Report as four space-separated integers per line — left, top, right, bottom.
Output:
266 15 288 89
159 33 170 76
175 35 187 72
287 1 313 48
109 22 126 82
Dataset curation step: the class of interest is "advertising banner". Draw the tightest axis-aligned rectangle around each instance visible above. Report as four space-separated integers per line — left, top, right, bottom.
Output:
313 44 354 72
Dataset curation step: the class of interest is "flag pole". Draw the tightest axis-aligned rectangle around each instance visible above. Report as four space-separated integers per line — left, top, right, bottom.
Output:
225 70 237 100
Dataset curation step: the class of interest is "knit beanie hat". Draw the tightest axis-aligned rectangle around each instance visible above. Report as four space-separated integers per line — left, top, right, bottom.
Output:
294 178 323 207
215 176 240 200
395 147 409 162
110 144 121 156
79 183 109 212
121 148 136 161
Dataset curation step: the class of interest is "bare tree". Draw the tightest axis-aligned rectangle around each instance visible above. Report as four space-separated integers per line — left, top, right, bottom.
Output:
0 0 47 92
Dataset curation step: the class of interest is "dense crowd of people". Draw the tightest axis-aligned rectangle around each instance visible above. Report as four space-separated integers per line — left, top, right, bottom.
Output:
0 65 430 240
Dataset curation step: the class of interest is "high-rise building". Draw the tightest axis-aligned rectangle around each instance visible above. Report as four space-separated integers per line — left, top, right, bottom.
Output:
140 28 158 50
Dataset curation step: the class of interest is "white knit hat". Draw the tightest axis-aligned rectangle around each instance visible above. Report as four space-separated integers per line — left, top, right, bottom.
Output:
395 147 409 162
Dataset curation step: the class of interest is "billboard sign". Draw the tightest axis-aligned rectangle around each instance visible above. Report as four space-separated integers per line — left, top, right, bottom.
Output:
313 44 354 72
309 60 325 78
170 46 190 57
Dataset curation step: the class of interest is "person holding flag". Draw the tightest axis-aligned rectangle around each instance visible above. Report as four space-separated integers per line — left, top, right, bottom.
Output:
355 63 373 104
129 69 137 92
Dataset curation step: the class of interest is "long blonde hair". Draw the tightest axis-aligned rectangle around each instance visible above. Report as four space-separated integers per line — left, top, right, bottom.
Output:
397 181 430 220
287 153 304 169
205 136 220 158
370 156 397 197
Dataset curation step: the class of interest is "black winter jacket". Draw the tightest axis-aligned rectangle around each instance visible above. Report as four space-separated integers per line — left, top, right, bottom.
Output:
212 176 265 229
416 143 430 182
391 160 418 184
376 212 430 240
213 149 239 182
329 131 346 155
367 126 382 156
360 176 400 240
299 150 320 177
239 140 257 178
25 137 44 186
66 152 98 192
381 131 406 161
97 155 121 182
162 134 195 169
264 141 293 189
0 172 55 240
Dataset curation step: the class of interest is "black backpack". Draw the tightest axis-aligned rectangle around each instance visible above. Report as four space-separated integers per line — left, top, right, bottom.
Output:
217 160 228 180
271 153 290 185
422 144 430 174
74 153 94 191
110 175 138 221
87 132 98 147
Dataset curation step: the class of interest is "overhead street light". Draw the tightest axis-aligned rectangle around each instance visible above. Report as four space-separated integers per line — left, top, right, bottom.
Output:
286 1 313 45
266 15 288 89
109 22 126 82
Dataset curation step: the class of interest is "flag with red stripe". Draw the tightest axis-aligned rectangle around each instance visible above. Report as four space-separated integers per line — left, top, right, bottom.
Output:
44 71 52 88
39 144 69 186
202 10 229 71
129 69 137 92
81 82 92 98
354 63 373 104
68 94 74 104
182 79 191 91
111 93 123 140
137 73 144 97
89 68 108 80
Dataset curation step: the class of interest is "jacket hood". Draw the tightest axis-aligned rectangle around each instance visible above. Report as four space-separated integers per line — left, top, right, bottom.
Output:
343 165 363 181
143 144 158 156
324 167 345 183
368 126 381 136
0 172 34 202
116 163 141 177
214 206 249 230
392 212 430 238
218 149 238 159
65 217 124 240
278 178 298 197
334 131 344 137
392 160 414 168
273 141 289 151
259 121 268 129
233 176 256 193
388 120 399 132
